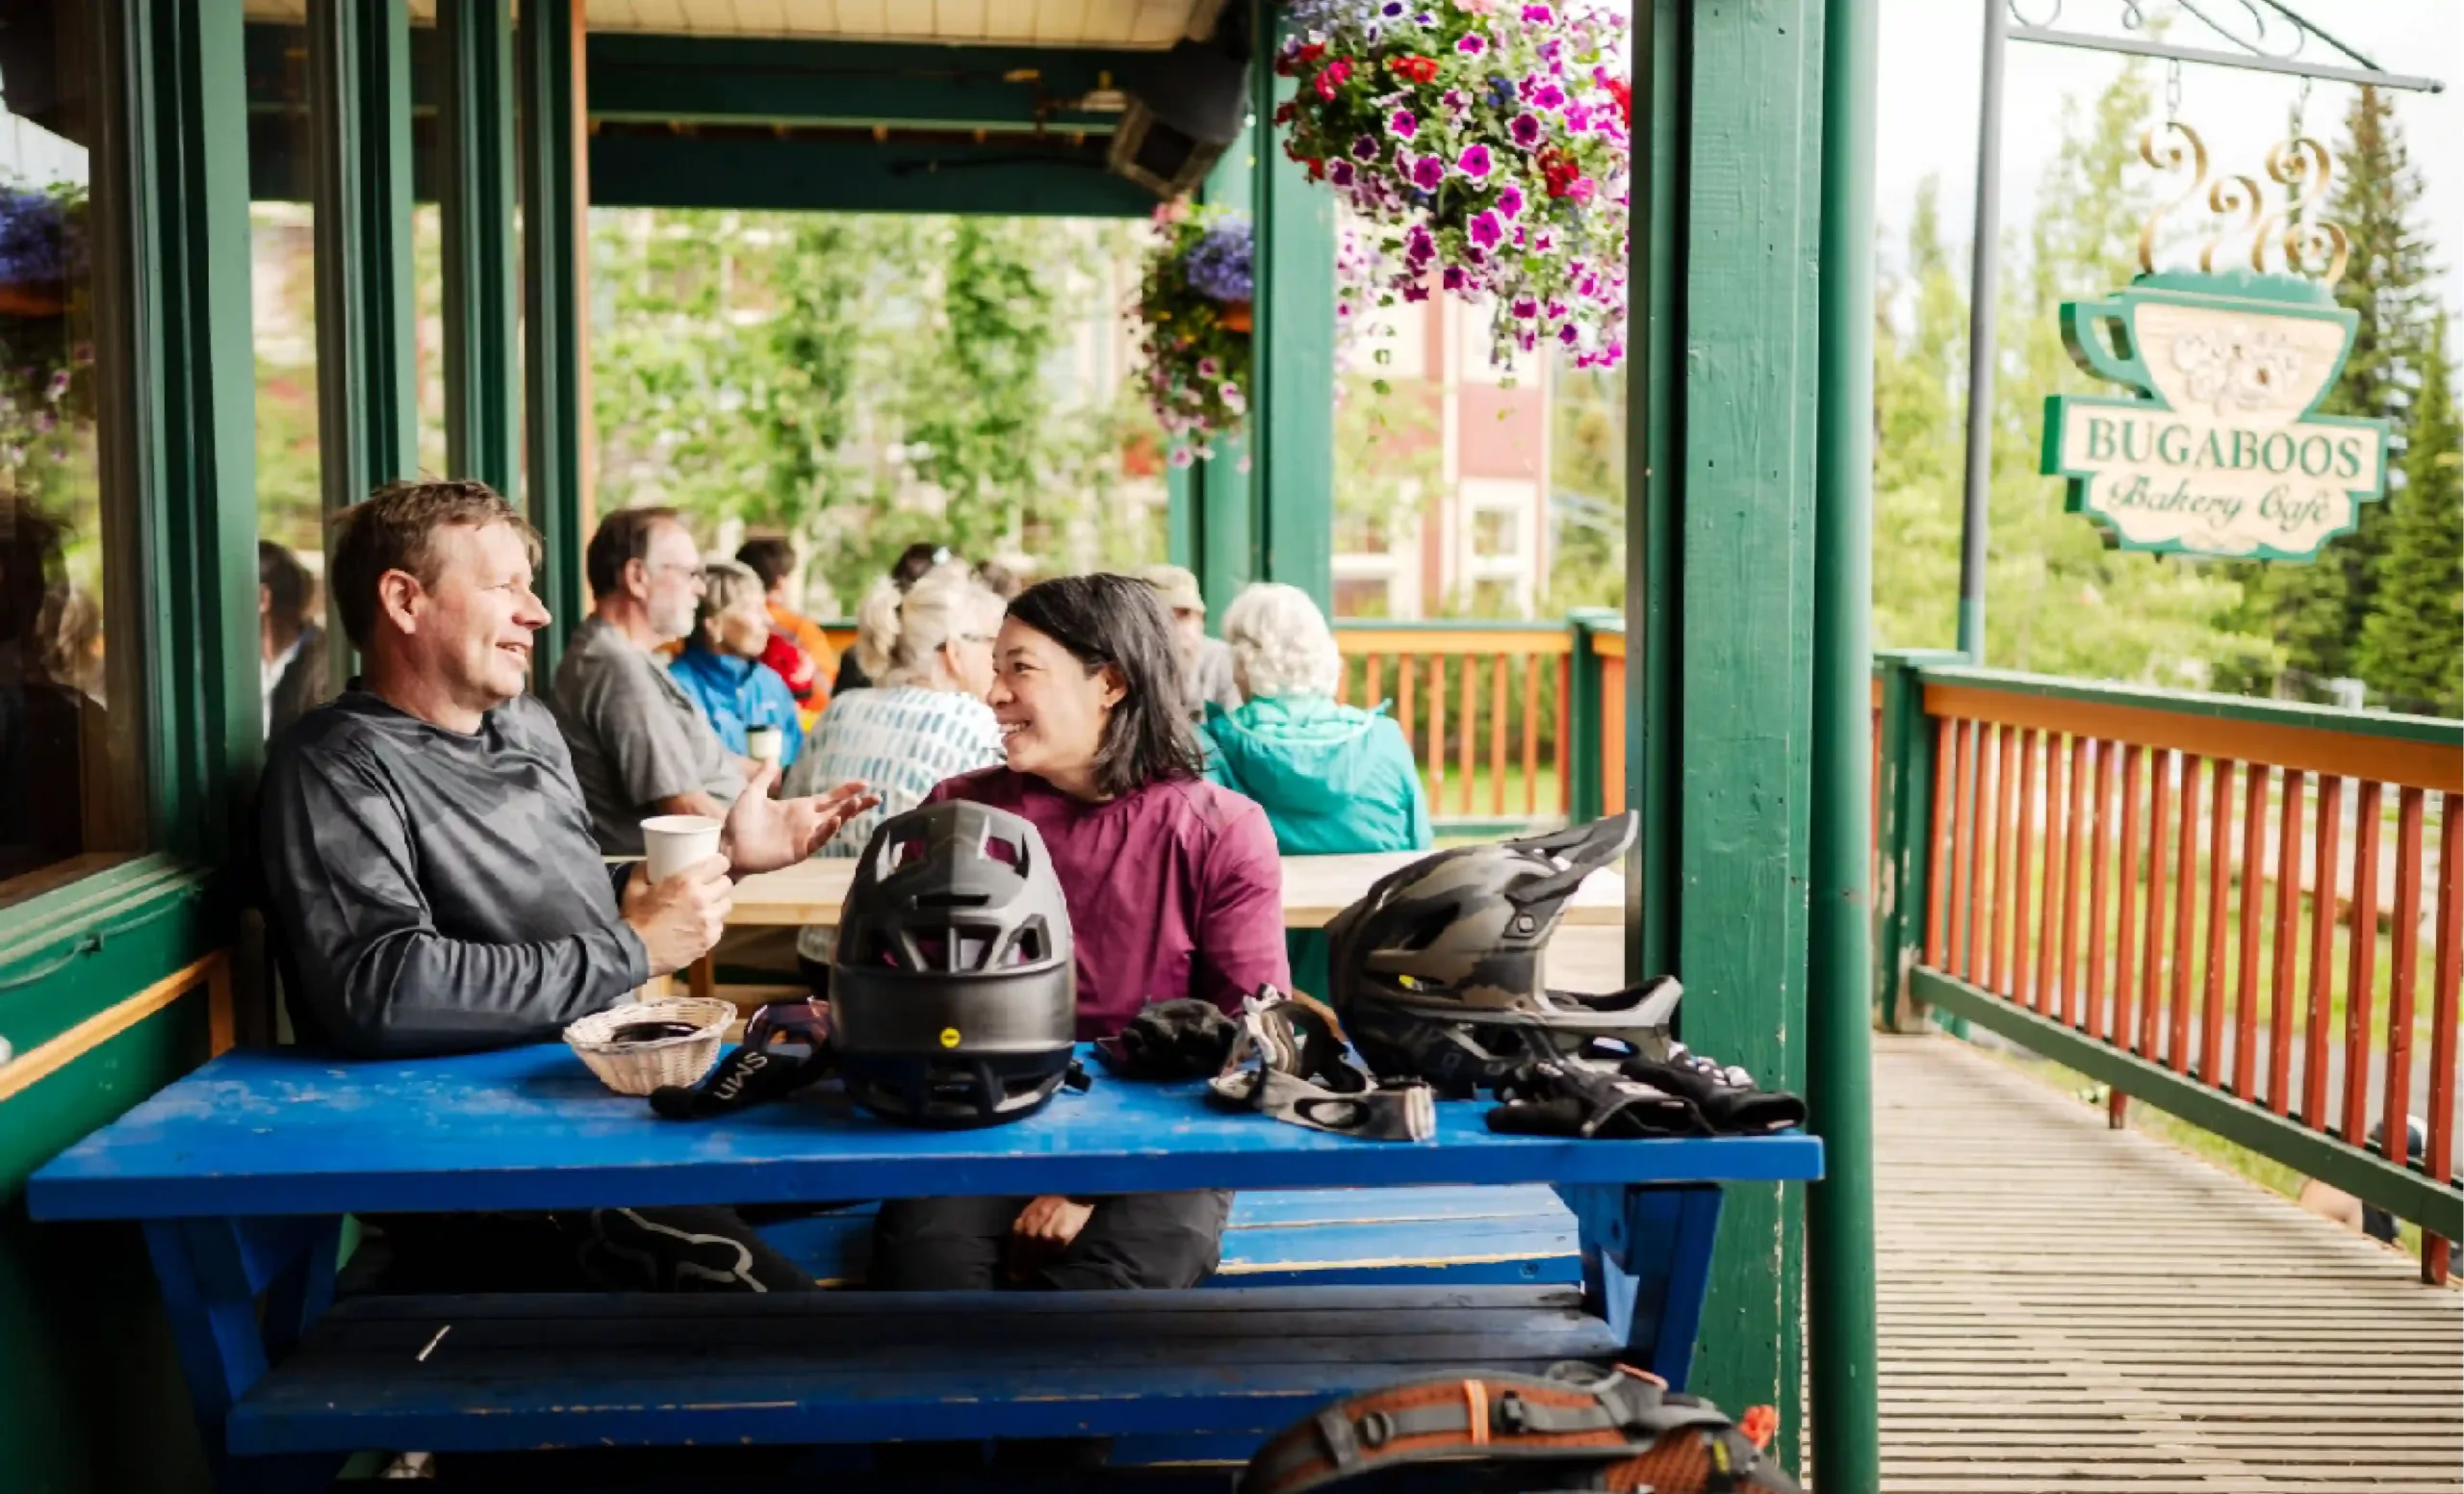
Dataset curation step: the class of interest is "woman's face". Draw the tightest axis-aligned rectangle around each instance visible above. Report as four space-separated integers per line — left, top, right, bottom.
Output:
713 592 771 658
988 616 1120 795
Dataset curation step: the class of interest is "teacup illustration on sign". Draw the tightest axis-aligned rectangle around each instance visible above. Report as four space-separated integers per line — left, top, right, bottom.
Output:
2043 270 2389 562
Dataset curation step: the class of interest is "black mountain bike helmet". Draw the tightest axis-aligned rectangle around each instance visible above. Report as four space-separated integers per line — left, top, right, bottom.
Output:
831 801 1077 1127
1323 811 1681 1094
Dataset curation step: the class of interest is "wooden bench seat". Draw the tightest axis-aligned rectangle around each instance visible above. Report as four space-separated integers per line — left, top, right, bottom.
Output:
226 1284 1621 1457
757 1184 1583 1288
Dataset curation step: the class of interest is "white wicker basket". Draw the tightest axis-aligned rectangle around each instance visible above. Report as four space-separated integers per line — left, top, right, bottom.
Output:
563 996 735 1095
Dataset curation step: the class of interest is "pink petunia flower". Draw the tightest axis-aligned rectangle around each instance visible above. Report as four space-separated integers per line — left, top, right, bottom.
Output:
1403 280 1431 302
1169 447 1195 468
1198 357 1219 377
1405 224 1438 261
1456 33 1486 56
1469 210 1505 248
1563 175 1595 203
1508 113 1542 147
1388 108 1418 139
1530 80 1566 111
1409 154 1446 192
1511 295 1538 321
1442 265 1468 291
1521 5 1554 22
1455 142 1494 179
1442 87 1469 112
1495 184 1526 219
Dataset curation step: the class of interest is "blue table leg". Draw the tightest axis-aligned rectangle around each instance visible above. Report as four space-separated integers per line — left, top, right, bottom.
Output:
143 1217 344 1492
1556 1183 1725 1390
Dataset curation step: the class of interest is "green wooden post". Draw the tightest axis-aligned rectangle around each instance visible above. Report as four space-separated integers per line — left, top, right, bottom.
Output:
95 0 264 865
439 0 520 498
1566 608 1613 823
1649 0 1829 1470
1192 114 1255 617
520 0 589 681
1246 0 1335 611
307 0 417 503
1872 649 1964 1031
1810 0 1882 1484
1628 0 1684 985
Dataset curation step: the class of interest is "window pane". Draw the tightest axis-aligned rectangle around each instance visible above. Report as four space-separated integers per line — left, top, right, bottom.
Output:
0 0 145 906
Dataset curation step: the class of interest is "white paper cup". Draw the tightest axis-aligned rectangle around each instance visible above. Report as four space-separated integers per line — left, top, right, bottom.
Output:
641 813 723 883
745 725 784 765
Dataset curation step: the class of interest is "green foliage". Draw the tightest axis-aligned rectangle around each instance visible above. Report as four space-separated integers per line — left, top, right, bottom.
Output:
1872 72 2275 686
1545 361 1623 614
2354 317 2462 715
2227 86 2453 709
1334 372 1438 558
589 210 1160 609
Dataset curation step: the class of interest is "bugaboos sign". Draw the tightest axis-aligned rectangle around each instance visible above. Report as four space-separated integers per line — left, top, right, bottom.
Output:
2042 270 2389 562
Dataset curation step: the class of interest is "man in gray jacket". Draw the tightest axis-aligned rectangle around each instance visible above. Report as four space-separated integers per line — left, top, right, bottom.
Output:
255 480 873 1300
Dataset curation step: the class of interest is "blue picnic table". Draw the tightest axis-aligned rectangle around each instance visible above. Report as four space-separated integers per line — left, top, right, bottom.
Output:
28 1041 1821 1486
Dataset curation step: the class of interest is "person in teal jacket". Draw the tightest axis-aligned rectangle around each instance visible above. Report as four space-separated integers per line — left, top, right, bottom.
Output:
670 560 804 770
1202 583 1431 998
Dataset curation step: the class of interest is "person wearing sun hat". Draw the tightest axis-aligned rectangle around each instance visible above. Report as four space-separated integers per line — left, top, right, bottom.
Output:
1136 563 1242 722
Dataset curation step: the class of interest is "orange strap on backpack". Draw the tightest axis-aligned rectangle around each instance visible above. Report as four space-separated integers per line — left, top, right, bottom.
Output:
1239 1362 1800 1494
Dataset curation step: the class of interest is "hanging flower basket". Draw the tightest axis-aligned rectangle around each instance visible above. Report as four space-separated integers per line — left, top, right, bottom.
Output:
1138 204 1256 465
1272 1 1631 370
0 182 86 320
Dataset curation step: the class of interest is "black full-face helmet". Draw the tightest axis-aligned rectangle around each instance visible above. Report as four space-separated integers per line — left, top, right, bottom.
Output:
831 801 1077 1127
1324 811 1681 1094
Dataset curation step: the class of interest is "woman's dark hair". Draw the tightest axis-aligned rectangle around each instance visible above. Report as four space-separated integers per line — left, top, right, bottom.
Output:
893 541 953 590
1005 573 1205 799
735 536 797 592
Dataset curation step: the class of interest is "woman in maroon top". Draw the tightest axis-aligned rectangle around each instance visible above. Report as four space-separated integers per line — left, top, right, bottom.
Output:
872 573 1290 1292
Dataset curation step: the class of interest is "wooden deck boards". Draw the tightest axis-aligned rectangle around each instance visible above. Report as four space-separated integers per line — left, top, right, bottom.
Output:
1876 1034 2463 1493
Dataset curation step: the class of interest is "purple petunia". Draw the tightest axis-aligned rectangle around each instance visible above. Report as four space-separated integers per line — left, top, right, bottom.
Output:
1442 265 1468 291
1329 160 1357 187
1456 33 1486 56
1442 87 1469 113
1381 0 1404 13
1388 108 1418 139
1559 322 1580 345
1197 356 1219 377
1495 184 1526 219
1409 154 1446 192
1351 133 1381 161
1508 113 1542 147
1511 295 1538 321
1403 280 1431 302
1405 224 1437 261
1545 299 1568 321
1469 210 1504 249
1456 142 1494 179
1530 80 1566 111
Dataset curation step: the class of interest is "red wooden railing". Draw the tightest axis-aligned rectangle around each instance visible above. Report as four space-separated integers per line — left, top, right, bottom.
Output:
1915 672 2462 1282
1332 625 1578 823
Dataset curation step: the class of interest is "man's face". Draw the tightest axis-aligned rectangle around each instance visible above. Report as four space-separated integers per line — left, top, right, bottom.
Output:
1170 606 1206 668
638 523 705 642
409 521 550 710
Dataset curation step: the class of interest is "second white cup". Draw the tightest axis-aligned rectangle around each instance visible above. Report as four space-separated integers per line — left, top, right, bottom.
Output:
641 813 723 882
746 724 784 766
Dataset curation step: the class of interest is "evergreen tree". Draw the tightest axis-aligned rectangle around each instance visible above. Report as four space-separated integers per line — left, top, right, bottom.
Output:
2354 315 2462 715
2245 86 2435 689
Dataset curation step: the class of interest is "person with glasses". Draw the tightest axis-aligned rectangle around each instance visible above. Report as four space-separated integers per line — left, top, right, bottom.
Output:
669 559 808 770
783 562 1010 983
552 506 769 857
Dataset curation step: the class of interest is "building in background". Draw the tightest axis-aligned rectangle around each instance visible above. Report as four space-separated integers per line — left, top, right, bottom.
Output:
1331 292 1552 619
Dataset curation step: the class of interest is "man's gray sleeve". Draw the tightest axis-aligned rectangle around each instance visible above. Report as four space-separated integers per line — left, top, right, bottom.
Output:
571 649 723 807
260 746 649 1058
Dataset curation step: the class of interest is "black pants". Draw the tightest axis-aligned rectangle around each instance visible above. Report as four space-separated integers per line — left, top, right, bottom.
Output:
869 1192 1231 1291
359 1206 814 1294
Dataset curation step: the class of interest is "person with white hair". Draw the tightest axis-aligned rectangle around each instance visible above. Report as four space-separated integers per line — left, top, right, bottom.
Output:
783 562 1009 982
1202 582 1430 856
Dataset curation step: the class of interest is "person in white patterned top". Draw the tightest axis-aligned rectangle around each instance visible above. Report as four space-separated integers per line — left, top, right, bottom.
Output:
782 561 1008 982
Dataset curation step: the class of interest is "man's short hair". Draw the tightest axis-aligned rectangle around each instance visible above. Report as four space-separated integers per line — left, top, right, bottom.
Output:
735 536 797 592
585 505 681 600
327 479 539 650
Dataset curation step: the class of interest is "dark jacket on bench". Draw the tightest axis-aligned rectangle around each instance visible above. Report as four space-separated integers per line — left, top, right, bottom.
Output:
258 688 648 1058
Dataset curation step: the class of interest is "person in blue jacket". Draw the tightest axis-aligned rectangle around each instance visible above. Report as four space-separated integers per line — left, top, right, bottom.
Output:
670 559 804 769
1202 582 1431 998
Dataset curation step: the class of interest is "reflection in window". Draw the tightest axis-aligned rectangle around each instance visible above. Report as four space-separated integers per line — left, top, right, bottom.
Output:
0 0 143 904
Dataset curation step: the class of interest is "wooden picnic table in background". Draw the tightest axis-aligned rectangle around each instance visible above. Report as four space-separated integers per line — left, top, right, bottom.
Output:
721 850 1629 929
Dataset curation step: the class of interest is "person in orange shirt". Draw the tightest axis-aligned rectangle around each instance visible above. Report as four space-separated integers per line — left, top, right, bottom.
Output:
735 537 837 727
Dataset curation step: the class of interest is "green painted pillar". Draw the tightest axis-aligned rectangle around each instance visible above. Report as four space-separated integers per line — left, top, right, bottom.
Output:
1246 0 1335 612
1634 0 1829 1471
1810 0 1882 1484
308 0 418 506
1192 111 1255 618
97 0 264 866
439 0 521 499
1166 461 1196 573
519 0 589 682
